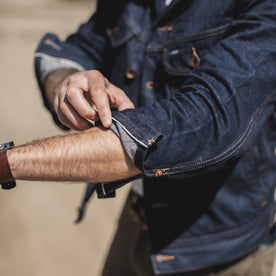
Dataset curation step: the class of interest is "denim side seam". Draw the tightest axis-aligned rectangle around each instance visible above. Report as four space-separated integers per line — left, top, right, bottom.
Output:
144 90 276 176
112 111 162 148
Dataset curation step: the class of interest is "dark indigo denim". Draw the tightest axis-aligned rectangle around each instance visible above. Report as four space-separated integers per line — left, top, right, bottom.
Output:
35 0 276 274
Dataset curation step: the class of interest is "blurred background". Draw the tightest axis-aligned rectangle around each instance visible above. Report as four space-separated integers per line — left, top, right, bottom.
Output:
0 0 130 275
1 1 276 276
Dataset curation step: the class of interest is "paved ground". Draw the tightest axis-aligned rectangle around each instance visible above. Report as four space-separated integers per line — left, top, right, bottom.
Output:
0 1 130 276
0 1 276 276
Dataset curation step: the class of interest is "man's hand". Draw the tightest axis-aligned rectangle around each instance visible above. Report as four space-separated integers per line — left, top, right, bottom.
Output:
45 69 134 130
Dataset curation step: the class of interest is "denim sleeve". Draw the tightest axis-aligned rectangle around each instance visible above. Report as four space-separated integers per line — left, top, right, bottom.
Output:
112 1 276 178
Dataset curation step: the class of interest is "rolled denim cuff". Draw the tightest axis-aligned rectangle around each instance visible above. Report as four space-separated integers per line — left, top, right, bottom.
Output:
111 109 162 175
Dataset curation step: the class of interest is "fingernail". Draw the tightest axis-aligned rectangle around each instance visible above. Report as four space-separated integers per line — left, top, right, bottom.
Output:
103 116 111 127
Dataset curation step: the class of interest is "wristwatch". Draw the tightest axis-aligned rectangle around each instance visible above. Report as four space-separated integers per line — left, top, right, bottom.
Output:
0 141 16 189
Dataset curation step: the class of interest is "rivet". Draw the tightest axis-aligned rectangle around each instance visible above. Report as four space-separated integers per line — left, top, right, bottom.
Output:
155 169 163 177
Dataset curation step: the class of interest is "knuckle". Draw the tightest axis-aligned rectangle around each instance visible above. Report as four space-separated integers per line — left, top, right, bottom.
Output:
91 87 105 98
104 77 110 86
66 87 78 101
89 69 101 77
66 75 75 84
80 110 93 119
59 101 67 113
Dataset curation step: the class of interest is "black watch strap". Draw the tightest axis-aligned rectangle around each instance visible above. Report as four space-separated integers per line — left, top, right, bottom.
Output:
0 141 16 189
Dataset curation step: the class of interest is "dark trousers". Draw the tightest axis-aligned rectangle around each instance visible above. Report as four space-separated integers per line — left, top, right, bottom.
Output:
102 191 276 276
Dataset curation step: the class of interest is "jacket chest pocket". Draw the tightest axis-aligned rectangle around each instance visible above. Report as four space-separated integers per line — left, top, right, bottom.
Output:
162 23 230 77
106 13 137 48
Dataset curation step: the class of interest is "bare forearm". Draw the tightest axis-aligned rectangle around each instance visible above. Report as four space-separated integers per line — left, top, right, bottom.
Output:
7 127 141 183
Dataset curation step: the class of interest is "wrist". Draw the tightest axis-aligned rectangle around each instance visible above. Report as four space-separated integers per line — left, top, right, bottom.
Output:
0 141 16 189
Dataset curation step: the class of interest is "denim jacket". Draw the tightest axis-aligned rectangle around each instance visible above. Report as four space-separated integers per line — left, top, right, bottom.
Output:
35 0 276 274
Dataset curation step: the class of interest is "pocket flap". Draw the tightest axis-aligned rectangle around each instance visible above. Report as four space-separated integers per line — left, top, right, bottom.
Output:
163 23 230 76
106 13 136 48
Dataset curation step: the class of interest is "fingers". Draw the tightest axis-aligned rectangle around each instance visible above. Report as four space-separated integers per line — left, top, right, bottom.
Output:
58 98 92 130
87 72 112 128
53 70 135 131
54 79 93 130
65 74 98 122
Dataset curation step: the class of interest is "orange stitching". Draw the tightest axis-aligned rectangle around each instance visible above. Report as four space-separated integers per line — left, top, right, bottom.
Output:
156 255 175 262
148 139 156 145
44 39 61 51
147 91 276 175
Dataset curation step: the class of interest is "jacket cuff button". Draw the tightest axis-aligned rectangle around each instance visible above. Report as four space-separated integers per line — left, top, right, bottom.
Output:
155 169 163 177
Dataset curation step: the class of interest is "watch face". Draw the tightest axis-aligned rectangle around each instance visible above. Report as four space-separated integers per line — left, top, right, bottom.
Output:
0 141 14 151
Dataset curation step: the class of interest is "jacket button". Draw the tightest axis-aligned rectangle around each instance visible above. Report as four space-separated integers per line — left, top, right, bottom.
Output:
146 81 159 89
155 169 163 177
125 68 136 79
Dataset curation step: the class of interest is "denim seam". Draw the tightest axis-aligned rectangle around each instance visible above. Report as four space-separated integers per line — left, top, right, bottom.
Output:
113 112 161 147
161 27 230 75
152 245 261 275
118 113 152 141
105 27 134 48
123 13 148 44
162 50 191 75
146 90 276 176
145 23 230 54
166 212 264 248
167 22 231 46
146 44 164 52
112 117 148 148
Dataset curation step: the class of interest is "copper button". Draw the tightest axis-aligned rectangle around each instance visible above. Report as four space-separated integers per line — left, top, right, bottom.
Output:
155 169 163 177
146 81 159 89
125 68 136 79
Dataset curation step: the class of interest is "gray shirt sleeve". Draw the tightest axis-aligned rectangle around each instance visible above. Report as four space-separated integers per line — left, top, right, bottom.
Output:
35 53 85 83
110 120 143 196
110 120 138 163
